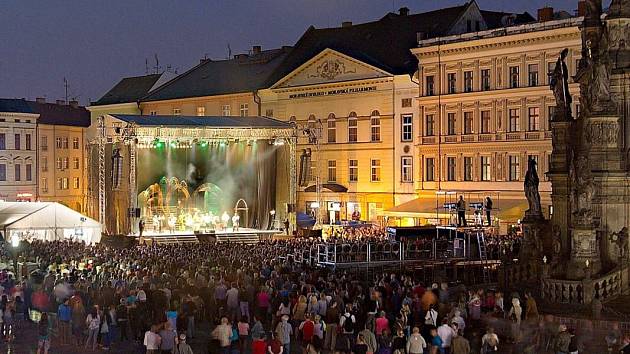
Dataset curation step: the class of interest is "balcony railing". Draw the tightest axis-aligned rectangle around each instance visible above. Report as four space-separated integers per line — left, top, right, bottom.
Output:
418 130 552 145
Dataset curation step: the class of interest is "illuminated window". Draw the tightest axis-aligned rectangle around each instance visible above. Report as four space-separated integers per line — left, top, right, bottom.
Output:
349 159 358 182
42 177 48 192
72 137 79 149
173 108 181 115
401 156 413 183
480 156 491 181
62 137 69 149
425 158 435 181
56 158 62 170
62 177 69 190
425 114 435 136
371 159 381 182
447 157 456 181
73 157 80 169
196 106 205 116
327 160 337 182
41 156 48 172
481 111 491 133
528 64 539 86
348 112 358 142
239 103 249 116
509 155 520 181
370 111 380 142
447 113 456 135
327 114 336 143
509 109 520 132
401 114 413 142
56 137 62 149
463 157 472 181
62 157 69 170
528 107 540 131
73 177 80 189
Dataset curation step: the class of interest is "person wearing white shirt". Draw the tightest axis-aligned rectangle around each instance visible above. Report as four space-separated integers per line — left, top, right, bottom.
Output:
143 325 162 354
437 320 455 351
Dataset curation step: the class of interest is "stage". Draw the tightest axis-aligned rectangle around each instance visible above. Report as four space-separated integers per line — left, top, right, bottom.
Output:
137 227 281 244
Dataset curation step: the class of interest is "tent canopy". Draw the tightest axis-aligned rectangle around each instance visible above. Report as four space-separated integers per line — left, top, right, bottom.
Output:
0 202 101 244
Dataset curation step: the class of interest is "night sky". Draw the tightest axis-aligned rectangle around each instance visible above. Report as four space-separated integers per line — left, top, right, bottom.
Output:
1 0 583 105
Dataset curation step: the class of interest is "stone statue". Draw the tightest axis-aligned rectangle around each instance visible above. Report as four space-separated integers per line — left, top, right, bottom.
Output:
611 227 629 258
583 0 603 27
608 0 630 18
570 155 596 226
524 157 543 219
550 49 572 121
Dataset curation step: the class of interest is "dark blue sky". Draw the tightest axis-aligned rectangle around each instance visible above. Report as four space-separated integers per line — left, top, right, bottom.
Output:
0 0 580 105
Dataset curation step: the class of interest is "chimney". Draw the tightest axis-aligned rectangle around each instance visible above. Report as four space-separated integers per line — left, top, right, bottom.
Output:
577 1 586 17
69 100 79 108
538 6 554 22
417 32 427 41
252 45 262 55
341 21 352 28
56 99 66 105
35 97 46 104
399 7 410 16
199 58 210 64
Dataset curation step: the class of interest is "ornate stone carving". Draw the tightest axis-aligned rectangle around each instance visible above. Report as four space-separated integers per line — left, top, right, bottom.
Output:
608 22 630 49
585 121 619 146
524 157 543 220
550 49 573 121
569 154 596 226
308 59 356 80
608 0 630 18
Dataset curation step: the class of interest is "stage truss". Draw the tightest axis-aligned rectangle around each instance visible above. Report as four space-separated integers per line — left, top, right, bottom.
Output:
88 116 298 234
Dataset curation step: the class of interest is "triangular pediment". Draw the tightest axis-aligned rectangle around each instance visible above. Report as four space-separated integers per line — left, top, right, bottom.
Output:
272 49 392 89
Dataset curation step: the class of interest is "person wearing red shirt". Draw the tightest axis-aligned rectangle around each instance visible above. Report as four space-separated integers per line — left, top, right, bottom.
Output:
268 334 283 354
252 334 267 354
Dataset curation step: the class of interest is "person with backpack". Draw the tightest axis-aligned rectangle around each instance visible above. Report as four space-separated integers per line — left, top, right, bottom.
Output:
299 313 315 352
173 333 194 354
275 314 293 354
481 327 499 354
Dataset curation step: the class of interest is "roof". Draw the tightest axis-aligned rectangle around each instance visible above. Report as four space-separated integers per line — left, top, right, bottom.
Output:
91 73 164 106
0 98 36 114
110 114 293 128
480 10 535 28
265 2 534 85
28 101 90 127
141 47 292 102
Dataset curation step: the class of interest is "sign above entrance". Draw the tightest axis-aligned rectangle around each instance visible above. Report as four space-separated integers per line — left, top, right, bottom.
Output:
289 86 377 99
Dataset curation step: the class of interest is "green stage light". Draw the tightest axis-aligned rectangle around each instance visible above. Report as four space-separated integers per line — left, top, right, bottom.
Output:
154 140 164 148
220 141 226 147
170 141 177 148
200 141 208 148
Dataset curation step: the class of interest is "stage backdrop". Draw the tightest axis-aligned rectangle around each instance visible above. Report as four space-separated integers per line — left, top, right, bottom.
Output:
136 141 277 229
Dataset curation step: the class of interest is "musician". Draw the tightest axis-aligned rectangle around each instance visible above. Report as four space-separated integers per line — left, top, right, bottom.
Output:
484 197 493 226
232 214 240 231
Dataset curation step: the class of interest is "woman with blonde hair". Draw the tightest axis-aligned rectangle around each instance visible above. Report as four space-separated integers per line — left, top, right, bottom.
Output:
293 295 308 328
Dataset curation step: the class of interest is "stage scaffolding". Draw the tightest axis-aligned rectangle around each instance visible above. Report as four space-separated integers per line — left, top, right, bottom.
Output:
87 114 298 235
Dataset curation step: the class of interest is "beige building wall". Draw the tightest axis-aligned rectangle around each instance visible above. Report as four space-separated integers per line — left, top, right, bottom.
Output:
412 18 582 221
139 93 257 117
260 49 419 223
38 124 87 213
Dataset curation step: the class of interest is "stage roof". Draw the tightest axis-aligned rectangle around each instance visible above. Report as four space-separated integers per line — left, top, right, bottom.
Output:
110 114 293 129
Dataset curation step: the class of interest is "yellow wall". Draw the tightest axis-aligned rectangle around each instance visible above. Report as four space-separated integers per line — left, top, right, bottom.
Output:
139 93 257 117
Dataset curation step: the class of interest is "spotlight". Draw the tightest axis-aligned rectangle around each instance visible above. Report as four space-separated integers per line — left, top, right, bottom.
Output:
220 141 226 147
200 141 208 148
153 139 163 148
170 140 178 148
273 138 285 146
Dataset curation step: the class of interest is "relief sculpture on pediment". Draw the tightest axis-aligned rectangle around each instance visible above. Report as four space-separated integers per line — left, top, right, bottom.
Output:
308 59 356 80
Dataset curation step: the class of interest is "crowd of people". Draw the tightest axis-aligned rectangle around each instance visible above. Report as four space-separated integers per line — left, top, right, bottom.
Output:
0 232 626 354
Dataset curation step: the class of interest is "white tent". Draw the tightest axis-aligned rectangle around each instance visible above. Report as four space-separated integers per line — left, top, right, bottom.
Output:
0 202 102 244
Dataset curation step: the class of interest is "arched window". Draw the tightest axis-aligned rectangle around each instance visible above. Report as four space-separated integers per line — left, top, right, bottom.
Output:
348 112 358 143
370 110 381 142
289 115 297 123
327 113 336 143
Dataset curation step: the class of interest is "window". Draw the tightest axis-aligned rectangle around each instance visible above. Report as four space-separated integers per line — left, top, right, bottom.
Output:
62 157 69 170
481 111 491 133
425 114 435 136
56 178 62 190
509 66 519 88
56 158 62 170
401 156 413 182
222 105 231 116
14 134 20 150
327 160 337 182
56 137 62 149
62 137 68 149
26 134 31 150
447 113 456 135
447 73 457 94
463 157 473 181
575 104 581 118
62 177 69 190
348 113 358 142
370 111 381 142
425 158 435 181
0 134 5 150
480 156 491 181
42 177 48 192
42 156 48 172
371 159 381 182
547 61 555 83
72 137 79 149
548 106 556 124
196 106 205 116
73 157 80 169
425 76 435 96
481 69 491 90
349 159 358 182
0 164 5 181
149 111 157 116
509 108 520 132
327 117 336 143
447 157 456 181
509 155 520 181
265 109 274 117
14 164 20 181
528 107 540 131
402 98 413 107
464 71 473 92
73 177 80 189
26 164 32 181
173 108 181 115
528 64 539 86
464 112 473 134
309 160 317 182
401 115 413 142
239 103 249 116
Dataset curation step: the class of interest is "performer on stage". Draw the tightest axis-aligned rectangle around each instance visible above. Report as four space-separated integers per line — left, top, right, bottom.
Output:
168 215 177 233
232 214 240 231
153 214 161 233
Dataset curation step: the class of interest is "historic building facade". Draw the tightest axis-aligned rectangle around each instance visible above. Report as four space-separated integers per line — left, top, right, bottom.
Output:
411 15 583 222
0 99 38 202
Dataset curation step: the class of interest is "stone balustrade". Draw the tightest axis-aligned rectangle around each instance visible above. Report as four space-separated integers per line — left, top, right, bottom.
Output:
540 266 629 304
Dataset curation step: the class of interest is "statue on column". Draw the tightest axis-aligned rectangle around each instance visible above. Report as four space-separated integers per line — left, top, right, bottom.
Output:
569 154 595 226
550 49 572 121
574 0 616 115
524 157 543 220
